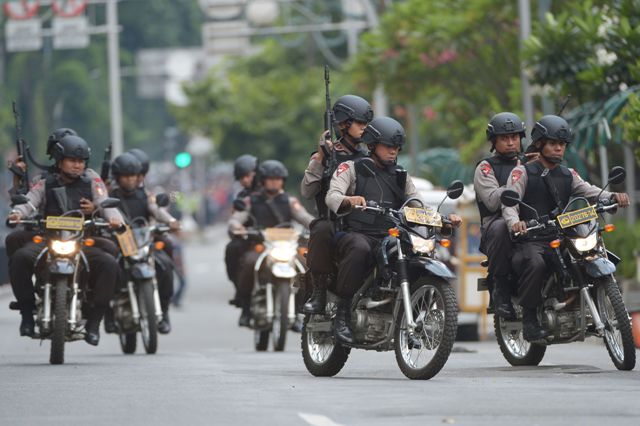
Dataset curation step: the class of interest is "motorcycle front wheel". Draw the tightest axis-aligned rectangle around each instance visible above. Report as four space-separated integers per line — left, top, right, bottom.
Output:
138 279 158 354
596 277 636 371
272 280 290 352
301 302 350 377
394 279 458 380
494 313 546 366
119 332 137 354
50 277 69 365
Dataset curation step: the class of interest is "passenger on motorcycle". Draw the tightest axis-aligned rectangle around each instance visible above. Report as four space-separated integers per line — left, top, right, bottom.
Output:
325 116 462 344
474 112 537 319
6 135 124 345
226 154 259 307
301 95 373 315
502 115 630 341
229 160 314 327
106 152 180 334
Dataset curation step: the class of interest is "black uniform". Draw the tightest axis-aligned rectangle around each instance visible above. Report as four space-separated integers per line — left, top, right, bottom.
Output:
225 187 254 288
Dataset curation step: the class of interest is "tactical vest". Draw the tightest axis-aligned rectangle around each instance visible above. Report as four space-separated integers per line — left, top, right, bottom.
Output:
521 162 573 221
110 187 150 222
44 173 93 217
315 139 367 219
475 155 518 221
250 191 293 228
344 159 406 235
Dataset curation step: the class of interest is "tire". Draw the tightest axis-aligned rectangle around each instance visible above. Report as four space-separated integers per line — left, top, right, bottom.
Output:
597 277 636 371
301 302 350 377
50 277 69 365
255 330 269 352
394 279 458 380
138 280 158 354
494 312 546 366
119 332 137 354
272 280 290 352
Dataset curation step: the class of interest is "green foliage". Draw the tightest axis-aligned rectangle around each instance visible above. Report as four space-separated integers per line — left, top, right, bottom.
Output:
603 219 640 279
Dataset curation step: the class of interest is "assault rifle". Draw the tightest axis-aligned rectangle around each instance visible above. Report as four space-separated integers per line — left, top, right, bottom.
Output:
321 65 337 219
11 102 29 195
101 143 112 182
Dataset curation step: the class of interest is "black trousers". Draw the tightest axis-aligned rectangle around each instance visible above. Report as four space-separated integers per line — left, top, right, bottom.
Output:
154 250 174 312
334 232 378 299
9 242 118 313
511 241 550 308
306 219 335 275
237 250 261 304
480 217 513 279
225 238 252 286
5 230 37 257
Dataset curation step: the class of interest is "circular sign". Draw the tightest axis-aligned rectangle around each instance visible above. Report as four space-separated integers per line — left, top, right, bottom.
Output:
52 0 88 18
3 1 40 20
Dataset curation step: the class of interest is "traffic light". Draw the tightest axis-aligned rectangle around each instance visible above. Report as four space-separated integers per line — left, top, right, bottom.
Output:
175 152 192 168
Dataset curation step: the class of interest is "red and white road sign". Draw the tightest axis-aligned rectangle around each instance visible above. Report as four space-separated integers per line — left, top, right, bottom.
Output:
52 0 88 18
2 1 40 20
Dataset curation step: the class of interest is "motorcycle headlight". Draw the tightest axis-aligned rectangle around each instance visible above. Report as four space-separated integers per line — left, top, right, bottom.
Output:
270 242 297 262
571 233 598 253
410 234 435 254
51 240 78 255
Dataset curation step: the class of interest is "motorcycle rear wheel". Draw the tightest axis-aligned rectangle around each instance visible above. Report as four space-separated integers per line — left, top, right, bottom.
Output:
394 279 458 380
50 277 69 365
301 302 350 377
597 277 636 371
494 313 546 366
138 280 158 354
272 280 290 352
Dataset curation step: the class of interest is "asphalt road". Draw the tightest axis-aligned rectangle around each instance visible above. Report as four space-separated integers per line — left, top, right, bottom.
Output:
1 225 639 426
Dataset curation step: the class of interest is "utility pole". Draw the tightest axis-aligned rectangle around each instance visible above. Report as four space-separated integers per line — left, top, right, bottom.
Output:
106 0 124 155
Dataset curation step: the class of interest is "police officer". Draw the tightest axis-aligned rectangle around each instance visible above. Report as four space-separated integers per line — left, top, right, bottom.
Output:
225 154 258 306
229 160 314 326
503 115 630 341
127 148 150 188
6 135 124 345
474 112 536 319
325 116 462 343
107 153 180 334
301 95 373 314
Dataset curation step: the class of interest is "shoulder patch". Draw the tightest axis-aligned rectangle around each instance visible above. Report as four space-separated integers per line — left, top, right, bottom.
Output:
570 169 582 180
511 169 523 185
480 163 492 176
336 162 350 177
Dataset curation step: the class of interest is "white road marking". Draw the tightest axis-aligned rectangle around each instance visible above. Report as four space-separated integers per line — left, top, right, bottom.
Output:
298 412 345 426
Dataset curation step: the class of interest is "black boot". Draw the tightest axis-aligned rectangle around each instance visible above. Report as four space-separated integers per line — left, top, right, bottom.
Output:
84 307 105 346
158 310 171 334
19 306 35 337
522 307 549 342
103 308 116 334
238 301 251 328
303 274 328 314
333 298 354 344
493 277 516 320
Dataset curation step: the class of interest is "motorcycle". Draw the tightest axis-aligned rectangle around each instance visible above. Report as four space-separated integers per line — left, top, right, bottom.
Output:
236 225 307 352
301 181 464 380
111 217 171 355
8 195 120 364
479 166 635 370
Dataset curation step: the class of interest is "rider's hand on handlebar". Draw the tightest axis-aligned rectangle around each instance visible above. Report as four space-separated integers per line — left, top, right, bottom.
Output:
512 221 528 235
448 214 462 228
7 212 21 224
109 218 124 229
612 193 630 208
80 198 96 215
169 220 181 231
346 196 366 209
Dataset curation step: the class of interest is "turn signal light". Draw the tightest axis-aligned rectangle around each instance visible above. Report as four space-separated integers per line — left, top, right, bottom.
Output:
297 247 308 258
154 241 166 250
604 224 616 233
255 244 265 253
549 239 561 249
83 238 95 247
32 235 43 244
388 228 400 237
439 239 451 248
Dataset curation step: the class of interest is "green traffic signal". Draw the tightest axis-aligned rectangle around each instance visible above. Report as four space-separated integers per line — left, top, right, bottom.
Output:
175 152 192 168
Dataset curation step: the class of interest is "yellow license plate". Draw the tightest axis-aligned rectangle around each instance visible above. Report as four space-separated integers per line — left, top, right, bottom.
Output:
403 207 442 227
557 206 598 229
46 216 84 231
116 225 138 257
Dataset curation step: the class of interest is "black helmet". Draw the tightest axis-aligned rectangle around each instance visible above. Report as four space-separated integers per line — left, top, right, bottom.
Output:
258 160 288 180
233 154 258 180
47 128 77 158
332 95 374 124
531 115 572 144
51 135 91 162
111 153 142 177
362 116 406 149
486 112 525 141
127 148 150 175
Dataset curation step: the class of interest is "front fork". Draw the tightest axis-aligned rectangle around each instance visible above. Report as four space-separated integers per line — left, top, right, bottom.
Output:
396 239 417 332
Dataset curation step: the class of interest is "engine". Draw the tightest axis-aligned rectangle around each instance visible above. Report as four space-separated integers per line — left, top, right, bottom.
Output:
541 308 581 341
353 308 393 343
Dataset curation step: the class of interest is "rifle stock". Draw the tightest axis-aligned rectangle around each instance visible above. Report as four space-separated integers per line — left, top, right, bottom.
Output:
11 101 29 194
101 143 113 182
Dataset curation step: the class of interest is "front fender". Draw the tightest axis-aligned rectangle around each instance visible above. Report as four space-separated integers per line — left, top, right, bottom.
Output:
584 257 616 278
49 259 75 275
131 263 156 280
408 257 455 280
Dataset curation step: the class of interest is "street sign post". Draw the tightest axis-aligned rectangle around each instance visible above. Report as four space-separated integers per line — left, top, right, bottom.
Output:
52 16 89 49
5 19 42 52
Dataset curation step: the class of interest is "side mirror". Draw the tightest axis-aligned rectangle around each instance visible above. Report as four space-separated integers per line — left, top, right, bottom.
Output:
233 198 247 212
155 193 170 207
607 166 626 185
100 197 121 209
10 194 29 206
500 190 521 207
446 180 464 200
